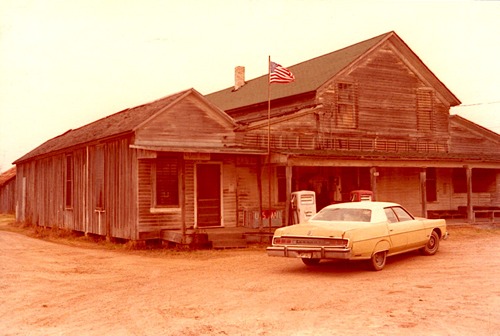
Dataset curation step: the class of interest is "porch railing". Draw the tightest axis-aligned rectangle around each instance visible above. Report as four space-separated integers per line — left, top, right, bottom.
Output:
242 133 449 153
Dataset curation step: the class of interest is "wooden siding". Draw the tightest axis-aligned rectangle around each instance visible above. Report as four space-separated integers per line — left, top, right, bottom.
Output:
137 158 182 235
16 153 74 228
326 42 450 140
0 178 16 214
376 167 422 215
100 138 138 239
15 136 138 239
221 157 237 227
449 122 500 155
235 158 261 226
240 43 453 155
135 95 235 149
137 154 246 233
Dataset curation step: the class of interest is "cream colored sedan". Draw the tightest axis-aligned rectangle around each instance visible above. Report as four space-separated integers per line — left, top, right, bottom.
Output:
267 201 448 271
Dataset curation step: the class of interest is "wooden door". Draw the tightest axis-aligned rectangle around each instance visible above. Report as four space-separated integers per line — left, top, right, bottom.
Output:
196 163 221 227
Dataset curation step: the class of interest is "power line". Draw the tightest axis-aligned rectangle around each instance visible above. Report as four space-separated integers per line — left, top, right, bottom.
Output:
454 100 500 107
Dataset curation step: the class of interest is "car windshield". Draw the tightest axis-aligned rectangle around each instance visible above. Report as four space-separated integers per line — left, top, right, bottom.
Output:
311 208 372 222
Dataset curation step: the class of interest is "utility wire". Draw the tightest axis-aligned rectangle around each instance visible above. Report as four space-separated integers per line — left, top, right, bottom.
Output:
454 100 500 107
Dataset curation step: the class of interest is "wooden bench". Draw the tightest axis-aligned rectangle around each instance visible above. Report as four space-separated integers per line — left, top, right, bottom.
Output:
427 210 465 219
473 209 500 224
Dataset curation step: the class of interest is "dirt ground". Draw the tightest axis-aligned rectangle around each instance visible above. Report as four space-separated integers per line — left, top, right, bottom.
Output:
1 217 499 336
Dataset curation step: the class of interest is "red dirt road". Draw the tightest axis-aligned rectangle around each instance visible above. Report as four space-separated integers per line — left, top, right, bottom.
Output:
1 221 499 336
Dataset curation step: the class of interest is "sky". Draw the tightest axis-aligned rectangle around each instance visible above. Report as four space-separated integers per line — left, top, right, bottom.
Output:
1 0 499 172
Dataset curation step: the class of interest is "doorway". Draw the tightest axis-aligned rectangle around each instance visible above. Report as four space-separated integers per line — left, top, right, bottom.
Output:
196 163 222 227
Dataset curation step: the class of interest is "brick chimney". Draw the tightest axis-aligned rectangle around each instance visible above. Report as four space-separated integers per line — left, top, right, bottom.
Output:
234 66 245 91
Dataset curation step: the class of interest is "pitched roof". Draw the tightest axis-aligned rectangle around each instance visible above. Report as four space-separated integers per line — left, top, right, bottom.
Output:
206 31 460 112
0 167 16 187
14 89 191 164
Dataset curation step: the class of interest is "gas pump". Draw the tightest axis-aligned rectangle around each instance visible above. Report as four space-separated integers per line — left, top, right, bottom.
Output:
291 190 317 224
350 190 374 202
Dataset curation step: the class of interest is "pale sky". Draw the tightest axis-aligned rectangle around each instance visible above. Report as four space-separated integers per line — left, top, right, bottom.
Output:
1 0 499 172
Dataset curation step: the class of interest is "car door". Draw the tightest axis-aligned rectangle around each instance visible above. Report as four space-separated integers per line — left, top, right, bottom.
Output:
391 206 427 250
384 207 408 253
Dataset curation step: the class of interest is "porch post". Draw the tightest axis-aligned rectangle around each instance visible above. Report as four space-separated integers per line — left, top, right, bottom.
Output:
370 167 378 200
465 165 473 223
420 170 427 218
257 156 263 230
180 156 186 239
284 164 292 226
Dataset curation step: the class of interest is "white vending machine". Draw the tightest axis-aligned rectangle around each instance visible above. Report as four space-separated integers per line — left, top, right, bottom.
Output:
291 190 317 224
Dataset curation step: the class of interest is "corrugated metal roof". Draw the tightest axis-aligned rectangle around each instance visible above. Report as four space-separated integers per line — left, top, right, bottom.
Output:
205 32 390 111
14 90 189 164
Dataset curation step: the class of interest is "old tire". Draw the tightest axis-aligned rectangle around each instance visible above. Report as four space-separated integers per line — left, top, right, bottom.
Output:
370 251 387 271
420 230 440 256
302 258 320 266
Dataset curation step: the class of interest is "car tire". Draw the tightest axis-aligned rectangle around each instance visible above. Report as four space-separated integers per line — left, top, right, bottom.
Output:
302 258 320 266
370 251 387 271
420 230 440 256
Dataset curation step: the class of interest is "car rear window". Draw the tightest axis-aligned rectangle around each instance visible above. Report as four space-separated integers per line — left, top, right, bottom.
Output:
312 208 372 222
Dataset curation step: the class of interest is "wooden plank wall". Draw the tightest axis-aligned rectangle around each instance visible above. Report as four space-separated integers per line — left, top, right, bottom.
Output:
137 159 182 236
221 156 237 227
135 96 235 149
137 156 244 235
16 152 76 229
376 167 422 215
449 123 500 155
333 44 450 139
0 178 16 214
14 137 139 239
87 138 138 239
235 162 261 226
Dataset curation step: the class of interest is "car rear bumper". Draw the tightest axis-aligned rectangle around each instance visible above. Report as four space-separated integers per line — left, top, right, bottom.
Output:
267 246 352 260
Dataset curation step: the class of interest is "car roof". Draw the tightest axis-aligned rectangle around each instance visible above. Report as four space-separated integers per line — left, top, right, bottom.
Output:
324 201 400 210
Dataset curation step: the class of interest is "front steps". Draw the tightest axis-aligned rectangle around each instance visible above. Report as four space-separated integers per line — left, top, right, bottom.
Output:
208 231 248 249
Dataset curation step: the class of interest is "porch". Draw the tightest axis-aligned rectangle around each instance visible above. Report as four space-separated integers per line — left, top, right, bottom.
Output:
161 226 276 249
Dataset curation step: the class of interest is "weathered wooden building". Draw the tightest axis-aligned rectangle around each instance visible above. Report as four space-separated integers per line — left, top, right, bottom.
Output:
0 167 16 214
206 31 500 223
13 31 500 243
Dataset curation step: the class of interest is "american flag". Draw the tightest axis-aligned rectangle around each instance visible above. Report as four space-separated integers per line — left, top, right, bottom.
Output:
269 61 295 84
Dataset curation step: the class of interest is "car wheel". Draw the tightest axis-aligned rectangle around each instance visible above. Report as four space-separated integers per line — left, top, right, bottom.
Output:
370 251 387 271
302 258 320 266
420 230 440 256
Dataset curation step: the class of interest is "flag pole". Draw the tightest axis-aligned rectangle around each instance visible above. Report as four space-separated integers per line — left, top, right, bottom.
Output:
267 56 272 230
267 56 271 157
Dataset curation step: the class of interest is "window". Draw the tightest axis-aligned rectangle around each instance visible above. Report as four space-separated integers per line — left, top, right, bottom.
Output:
336 82 357 129
277 166 286 203
65 155 73 208
386 206 414 222
385 208 399 223
313 208 371 222
392 207 414 222
154 158 179 207
426 168 437 202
